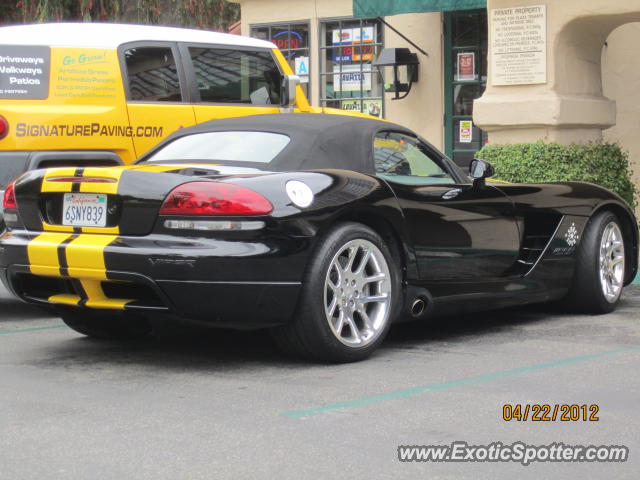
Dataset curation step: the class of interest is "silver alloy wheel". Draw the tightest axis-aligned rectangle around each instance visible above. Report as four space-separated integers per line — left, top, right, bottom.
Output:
599 221 625 303
324 238 392 347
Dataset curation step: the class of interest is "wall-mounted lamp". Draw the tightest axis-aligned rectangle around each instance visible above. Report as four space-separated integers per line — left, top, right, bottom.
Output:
373 48 419 100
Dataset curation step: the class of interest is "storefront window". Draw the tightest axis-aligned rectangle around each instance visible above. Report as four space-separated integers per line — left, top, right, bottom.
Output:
251 22 310 97
444 10 488 168
320 19 384 118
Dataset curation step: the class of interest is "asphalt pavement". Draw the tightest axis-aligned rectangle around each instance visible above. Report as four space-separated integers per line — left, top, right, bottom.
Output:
1 282 639 479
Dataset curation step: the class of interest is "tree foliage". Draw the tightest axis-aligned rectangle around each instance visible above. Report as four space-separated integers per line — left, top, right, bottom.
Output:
0 0 240 31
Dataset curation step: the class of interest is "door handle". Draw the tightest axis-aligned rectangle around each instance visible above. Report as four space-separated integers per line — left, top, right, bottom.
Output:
441 188 462 200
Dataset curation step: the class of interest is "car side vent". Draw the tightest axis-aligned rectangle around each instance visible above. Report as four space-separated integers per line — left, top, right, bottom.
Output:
513 214 563 275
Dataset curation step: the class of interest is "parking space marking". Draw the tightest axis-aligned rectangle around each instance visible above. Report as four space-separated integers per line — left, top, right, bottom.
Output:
280 345 640 418
0 325 65 335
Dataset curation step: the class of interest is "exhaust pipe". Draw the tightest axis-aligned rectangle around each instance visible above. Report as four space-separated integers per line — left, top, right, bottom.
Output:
411 298 426 317
400 286 432 322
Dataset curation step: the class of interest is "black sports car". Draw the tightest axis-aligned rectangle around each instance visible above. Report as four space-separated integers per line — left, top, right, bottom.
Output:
1 114 637 362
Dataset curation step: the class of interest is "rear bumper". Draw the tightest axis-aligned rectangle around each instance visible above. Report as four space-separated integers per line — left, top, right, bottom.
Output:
0 229 309 327
4 265 301 328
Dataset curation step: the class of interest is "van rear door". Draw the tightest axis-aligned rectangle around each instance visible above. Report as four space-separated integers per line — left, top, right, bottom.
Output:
180 45 281 124
121 43 196 157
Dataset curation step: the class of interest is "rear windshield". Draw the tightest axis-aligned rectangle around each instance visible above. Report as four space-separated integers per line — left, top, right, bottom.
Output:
144 131 290 164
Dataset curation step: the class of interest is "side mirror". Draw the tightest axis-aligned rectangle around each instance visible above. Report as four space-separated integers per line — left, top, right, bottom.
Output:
280 74 300 107
469 158 495 188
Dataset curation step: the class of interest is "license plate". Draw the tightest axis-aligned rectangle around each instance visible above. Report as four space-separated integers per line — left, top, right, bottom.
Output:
62 193 107 227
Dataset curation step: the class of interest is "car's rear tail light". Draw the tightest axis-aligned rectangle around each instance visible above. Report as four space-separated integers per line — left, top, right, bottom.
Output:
160 181 272 216
3 180 17 210
0 115 8 140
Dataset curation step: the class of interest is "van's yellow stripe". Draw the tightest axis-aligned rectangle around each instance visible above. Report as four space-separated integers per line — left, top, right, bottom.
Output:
65 234 118 280
27 233 72 277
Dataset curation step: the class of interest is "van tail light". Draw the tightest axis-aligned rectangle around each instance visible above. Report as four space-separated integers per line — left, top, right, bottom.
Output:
3 180 17 210
160 181 272 216
0 115 8 140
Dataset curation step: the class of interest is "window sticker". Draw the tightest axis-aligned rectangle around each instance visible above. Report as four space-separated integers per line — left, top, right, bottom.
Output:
457 52 476 81
459 120 473 143
0 45 50 99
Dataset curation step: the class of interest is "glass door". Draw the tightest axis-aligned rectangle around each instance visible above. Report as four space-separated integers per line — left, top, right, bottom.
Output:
444 10 488 168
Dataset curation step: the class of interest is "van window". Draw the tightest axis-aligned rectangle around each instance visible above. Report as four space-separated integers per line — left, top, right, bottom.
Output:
187 48 281 105
125 47 183 102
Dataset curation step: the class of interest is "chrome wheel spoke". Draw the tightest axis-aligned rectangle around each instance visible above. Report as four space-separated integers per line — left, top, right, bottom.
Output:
328 262 342 290
345 315 362 343
364 272 386 283
334 310 345 334
326 296 338 317
354 249 372 275
344 246 357 273
362 293 388 303
357 306 373 331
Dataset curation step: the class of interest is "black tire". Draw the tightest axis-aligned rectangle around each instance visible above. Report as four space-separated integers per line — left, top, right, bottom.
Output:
271 222 401 363
59 308 152 340
560 211 626 314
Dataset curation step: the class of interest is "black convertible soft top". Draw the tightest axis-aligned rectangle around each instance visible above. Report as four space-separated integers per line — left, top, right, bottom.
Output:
139 113 416 174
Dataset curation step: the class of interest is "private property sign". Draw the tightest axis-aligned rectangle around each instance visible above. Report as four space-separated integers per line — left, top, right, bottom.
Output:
490 5 546 85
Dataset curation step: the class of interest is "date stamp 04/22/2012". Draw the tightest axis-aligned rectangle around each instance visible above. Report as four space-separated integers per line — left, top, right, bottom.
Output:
503 404 599 422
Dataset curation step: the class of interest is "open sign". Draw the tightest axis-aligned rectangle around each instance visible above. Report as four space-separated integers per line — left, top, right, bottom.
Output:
272 30 305 59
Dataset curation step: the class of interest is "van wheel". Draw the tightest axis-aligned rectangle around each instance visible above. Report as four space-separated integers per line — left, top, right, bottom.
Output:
59 308 152 340
271 222 400 363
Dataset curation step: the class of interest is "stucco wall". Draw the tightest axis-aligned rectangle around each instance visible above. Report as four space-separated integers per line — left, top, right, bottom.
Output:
475 0 640 146
602 23 640 188
232 0 445 149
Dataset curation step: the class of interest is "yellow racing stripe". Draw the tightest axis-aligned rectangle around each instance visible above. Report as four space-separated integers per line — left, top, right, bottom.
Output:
81 225 120 234
27 232 72 277
79 167 124 195
48 294 81 306
79 280 133 309
65 234 118 280
41 222 74 233
41 167 78 193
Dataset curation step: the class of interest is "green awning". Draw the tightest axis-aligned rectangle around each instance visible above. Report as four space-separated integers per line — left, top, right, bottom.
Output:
353 0 487 18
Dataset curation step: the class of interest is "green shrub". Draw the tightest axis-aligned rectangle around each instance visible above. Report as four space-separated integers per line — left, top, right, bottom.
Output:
476 142 637 207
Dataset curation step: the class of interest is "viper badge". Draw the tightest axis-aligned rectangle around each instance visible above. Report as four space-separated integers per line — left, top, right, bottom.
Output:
565 223 579 247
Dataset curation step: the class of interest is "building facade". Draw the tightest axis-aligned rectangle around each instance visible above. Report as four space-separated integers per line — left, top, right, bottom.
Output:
231 0 640 187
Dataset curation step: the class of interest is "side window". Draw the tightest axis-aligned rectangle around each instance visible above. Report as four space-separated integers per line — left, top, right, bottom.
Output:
374 132 454 185
124 47 182 102
187 47 281 105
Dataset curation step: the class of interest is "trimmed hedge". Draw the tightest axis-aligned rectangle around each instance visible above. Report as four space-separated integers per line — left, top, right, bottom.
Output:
476 142 637 208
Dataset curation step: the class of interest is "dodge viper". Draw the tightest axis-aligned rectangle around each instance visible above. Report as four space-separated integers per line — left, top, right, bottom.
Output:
0 114 637 362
